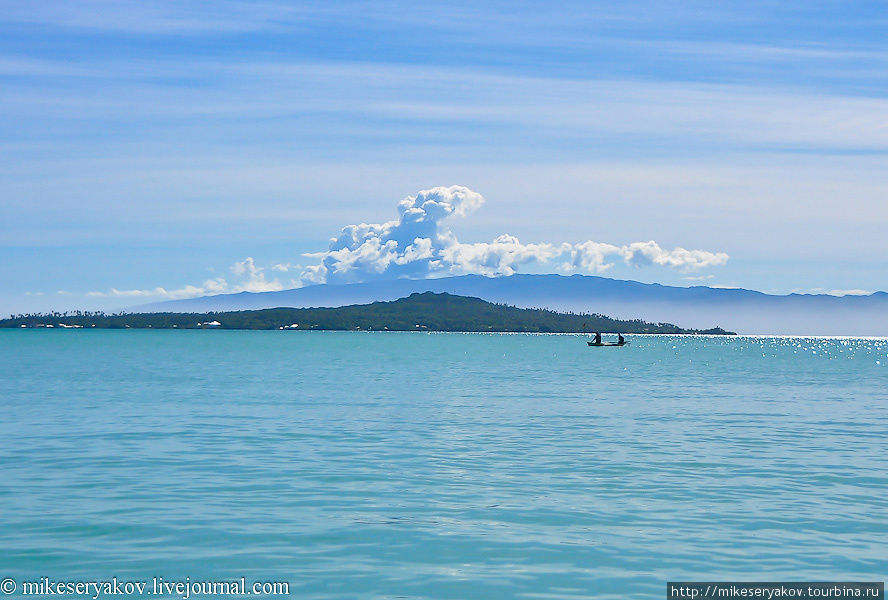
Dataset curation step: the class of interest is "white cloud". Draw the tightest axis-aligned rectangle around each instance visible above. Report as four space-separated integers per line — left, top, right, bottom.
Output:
303 185 490 284
561 241 622 274
228 257 286 293
301 185 728 284
683 274 715 281
271 262 300 272
442 235 566 277
619 241 730 272
799 287 874 297
88 257 291 300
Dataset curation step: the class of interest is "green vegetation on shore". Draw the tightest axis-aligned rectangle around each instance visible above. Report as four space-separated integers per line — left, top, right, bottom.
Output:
2 292 734 334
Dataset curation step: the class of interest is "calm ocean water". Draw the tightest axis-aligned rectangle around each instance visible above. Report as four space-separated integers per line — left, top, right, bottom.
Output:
1 330 886 599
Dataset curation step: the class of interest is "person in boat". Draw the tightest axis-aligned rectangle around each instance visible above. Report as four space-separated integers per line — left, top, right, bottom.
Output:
593 332 602 345
617 333 625 345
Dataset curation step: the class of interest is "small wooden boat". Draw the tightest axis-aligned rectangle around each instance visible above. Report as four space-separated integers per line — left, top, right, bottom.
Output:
586 333 629 347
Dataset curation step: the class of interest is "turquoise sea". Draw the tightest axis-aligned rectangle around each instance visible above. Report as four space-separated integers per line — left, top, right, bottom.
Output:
1 331 886 599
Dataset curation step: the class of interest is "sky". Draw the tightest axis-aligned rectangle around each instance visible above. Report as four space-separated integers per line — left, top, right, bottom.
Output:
2 1 887 314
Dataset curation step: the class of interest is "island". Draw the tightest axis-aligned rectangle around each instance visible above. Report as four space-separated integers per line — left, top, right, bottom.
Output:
2 292 735 334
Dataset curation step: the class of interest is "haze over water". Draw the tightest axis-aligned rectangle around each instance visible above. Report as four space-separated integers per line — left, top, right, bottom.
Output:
2 331 886 599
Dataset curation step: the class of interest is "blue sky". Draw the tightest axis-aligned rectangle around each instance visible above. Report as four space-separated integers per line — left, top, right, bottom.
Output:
2 1 887 313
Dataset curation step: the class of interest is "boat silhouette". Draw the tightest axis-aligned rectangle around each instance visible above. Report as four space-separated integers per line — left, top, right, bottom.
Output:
586 331 628 347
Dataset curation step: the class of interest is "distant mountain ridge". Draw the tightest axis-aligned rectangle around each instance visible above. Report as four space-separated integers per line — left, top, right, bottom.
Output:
135 274 888 336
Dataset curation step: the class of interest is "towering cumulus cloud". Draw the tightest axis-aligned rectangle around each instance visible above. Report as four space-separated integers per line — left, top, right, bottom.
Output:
300 185 728 284
301 186 487 284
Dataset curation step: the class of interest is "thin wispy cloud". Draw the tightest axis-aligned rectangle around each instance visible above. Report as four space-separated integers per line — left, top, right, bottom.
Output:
799 288 876 297
0 0 313 34
87 258 293 300
4 56 888 155
0 2 743 36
